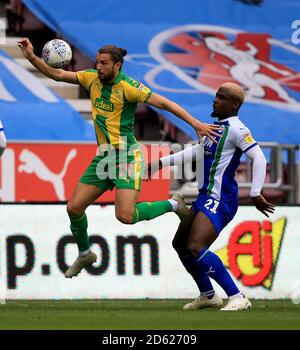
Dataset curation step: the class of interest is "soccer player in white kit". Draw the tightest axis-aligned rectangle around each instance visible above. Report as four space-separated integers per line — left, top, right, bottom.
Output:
0 120 6 158
151 83 275 311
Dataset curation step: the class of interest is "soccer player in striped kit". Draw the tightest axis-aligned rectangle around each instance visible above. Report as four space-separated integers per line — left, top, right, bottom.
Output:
154 83 275 311
18 38 221 279
0 119 6 158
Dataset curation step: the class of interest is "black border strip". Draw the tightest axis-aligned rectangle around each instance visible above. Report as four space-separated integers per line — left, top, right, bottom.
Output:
0 202 115 205
0 202 299 207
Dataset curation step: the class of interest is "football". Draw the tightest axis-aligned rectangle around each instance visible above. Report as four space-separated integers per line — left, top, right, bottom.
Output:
42 39 72 68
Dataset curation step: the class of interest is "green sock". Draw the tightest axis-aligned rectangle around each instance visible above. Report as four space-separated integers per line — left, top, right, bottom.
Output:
133 201 173 223
69 213 90 252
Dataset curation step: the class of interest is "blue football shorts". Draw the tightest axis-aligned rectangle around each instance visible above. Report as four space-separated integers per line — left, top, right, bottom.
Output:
192 194 238 235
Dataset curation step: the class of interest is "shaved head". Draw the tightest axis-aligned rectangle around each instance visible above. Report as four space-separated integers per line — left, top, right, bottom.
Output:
219 82 245 105
211 82 245 119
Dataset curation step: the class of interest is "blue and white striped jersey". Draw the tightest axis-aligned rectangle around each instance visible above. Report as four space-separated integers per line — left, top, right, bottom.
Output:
199 116 257 202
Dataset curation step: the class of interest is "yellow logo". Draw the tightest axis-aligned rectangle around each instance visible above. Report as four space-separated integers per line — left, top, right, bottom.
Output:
243 133 254 144
95 98 114 112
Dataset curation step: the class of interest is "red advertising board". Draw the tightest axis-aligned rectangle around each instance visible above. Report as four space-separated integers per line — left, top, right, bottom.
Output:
0 142 170 202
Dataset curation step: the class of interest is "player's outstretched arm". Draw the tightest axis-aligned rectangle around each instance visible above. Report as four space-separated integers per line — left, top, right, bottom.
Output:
146 93 221 143
145 143 203 181
17 38 78 84
245 145 275 217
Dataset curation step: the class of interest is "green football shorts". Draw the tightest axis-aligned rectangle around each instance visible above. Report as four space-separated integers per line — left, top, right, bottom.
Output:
80 145 144 191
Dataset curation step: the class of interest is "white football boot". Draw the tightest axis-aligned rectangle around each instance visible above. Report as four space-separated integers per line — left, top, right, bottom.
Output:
220 296 252 311
64 251 97 278
183 293 223 310
171 192 190 221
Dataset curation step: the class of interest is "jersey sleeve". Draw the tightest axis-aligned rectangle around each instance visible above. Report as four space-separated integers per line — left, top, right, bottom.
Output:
123 80 152 103
235 126 258 153
76 70 97 91
245 145 267 197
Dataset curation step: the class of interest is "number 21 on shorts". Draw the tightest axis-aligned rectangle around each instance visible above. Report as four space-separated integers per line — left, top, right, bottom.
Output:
204 199 219 214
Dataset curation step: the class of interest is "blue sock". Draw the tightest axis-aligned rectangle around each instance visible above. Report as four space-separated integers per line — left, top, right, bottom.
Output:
179 253 215 299
195 248 240 297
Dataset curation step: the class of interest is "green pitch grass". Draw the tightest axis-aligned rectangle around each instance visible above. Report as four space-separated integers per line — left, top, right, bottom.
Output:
0 300 299 330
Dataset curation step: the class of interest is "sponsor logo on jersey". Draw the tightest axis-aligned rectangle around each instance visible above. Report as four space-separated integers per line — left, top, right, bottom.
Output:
95 98 114 112
138 83 151 94
243 132 254 144
138 83 144 91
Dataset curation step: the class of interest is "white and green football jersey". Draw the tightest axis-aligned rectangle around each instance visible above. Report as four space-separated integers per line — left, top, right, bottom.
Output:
199 116 257 202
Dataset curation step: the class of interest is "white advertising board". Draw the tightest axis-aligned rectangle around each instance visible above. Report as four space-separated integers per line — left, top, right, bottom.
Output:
0 204 299 300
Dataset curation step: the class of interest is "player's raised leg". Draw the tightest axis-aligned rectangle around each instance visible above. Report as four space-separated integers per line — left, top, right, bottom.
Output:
114 147 189 224
187 211 251 311
65 182 105 278
115 189 189 224
133 191 189 222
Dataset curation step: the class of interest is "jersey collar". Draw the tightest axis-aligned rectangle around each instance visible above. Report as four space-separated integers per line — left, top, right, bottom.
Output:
103 70 124 86
112 70 124 85
214 116 239 124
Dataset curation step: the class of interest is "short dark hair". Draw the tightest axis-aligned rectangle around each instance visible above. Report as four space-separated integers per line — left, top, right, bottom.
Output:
98 45 127 65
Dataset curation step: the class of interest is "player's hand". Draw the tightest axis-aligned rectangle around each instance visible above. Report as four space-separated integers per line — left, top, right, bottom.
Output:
193 120 222 143
252 194 275 217
144 160 162 182
17 38 35 61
